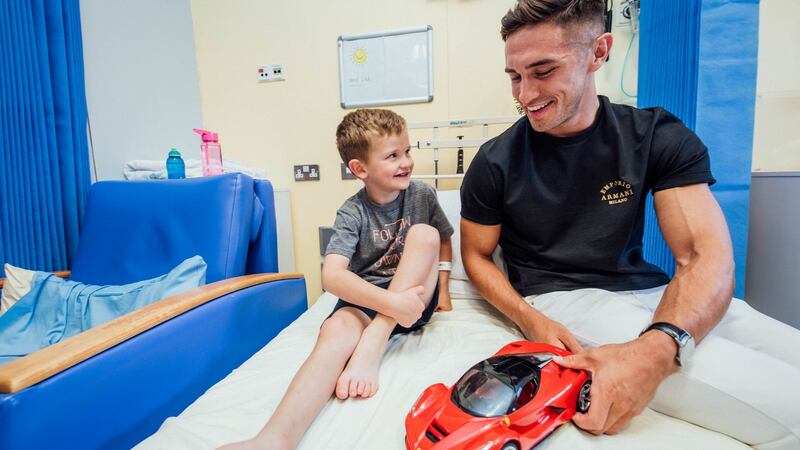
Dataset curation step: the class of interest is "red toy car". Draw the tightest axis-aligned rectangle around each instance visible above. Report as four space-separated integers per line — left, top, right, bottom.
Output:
405 341 591 450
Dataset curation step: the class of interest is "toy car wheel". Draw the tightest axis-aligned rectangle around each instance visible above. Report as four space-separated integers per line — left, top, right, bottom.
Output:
576 380 592 413
500 441 519 450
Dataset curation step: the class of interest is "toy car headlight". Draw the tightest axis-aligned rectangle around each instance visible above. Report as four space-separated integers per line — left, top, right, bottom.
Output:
411 391 427 415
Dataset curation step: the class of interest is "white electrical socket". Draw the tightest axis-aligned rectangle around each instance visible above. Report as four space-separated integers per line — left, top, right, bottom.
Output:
257 64 284 82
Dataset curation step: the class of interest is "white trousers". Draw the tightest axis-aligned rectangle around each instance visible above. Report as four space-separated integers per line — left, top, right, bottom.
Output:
525 286 800 450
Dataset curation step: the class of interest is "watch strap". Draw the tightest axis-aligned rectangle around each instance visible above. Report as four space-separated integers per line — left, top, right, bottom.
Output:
640 322 691 366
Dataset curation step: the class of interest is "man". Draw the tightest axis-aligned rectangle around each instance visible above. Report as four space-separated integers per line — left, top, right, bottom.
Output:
460 1 800 448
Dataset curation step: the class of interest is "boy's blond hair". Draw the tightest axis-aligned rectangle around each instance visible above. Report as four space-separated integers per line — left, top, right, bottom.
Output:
336 109 406 164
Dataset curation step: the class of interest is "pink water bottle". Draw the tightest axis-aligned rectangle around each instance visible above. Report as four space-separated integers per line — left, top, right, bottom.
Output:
193 128 224 176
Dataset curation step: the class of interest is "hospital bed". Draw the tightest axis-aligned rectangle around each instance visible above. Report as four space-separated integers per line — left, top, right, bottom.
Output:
135 189 760 450
0 174 307 450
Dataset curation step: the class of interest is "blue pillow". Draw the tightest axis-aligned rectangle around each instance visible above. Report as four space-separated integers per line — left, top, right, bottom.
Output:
0 255 207 366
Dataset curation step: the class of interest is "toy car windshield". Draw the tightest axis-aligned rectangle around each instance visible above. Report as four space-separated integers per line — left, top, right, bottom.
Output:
451 353 552 418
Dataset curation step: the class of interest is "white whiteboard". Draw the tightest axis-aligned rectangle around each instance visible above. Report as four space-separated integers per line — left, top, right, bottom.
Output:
338 26 433 108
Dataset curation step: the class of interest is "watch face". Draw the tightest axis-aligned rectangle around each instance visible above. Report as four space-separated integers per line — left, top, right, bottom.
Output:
679 335 695 365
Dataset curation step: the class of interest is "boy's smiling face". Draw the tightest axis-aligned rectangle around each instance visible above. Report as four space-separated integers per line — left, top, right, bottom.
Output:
349 130 413 205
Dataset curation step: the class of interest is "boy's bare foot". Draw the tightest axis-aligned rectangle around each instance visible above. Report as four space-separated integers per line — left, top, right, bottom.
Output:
390 286 426 327
335 332 386 399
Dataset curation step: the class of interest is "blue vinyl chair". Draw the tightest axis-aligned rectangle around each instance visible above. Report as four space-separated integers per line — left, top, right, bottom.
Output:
0 173 307 450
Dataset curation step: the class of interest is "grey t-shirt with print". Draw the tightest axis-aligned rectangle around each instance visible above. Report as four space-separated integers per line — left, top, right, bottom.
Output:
325 180 454 286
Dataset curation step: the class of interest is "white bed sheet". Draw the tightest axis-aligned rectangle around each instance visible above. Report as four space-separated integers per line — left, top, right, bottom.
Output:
137 293 749 450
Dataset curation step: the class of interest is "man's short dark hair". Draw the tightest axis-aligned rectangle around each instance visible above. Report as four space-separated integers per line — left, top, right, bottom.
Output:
500 0 606 42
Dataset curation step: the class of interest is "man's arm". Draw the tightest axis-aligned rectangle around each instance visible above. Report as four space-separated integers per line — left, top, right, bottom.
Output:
649 183 734 342
460 218 583 351
559 183 734 434
436 238 453 311
321 254 426 328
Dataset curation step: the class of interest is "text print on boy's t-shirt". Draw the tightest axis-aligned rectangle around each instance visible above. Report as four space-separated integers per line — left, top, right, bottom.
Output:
372 216 412 274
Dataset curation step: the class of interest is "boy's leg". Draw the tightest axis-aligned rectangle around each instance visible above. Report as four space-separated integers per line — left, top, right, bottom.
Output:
387 224 441 302
220 307 369 450
335 314 396 399
336 224 440 399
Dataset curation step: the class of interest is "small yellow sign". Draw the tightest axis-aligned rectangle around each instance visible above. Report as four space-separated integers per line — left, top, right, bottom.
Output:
353 49 367 63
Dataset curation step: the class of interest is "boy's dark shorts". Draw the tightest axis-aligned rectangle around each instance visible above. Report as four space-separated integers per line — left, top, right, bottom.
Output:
327 280 439 335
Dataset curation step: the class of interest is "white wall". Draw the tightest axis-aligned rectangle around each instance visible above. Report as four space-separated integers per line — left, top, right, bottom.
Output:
752 0 800 172
80 0 204 180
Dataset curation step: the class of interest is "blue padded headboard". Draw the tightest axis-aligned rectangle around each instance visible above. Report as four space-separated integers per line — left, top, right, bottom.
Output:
70 174 257 285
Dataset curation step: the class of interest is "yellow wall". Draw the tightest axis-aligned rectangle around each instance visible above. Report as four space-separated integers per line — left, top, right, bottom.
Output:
189 0 639 303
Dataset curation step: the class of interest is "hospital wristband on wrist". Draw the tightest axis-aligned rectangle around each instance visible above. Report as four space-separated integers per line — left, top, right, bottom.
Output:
438 261 452 272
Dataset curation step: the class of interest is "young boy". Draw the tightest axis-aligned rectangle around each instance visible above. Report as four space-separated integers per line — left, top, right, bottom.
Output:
222 108 453 450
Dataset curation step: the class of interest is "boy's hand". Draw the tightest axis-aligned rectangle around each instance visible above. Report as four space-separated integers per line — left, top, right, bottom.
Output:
436 288 452 312
391 286 426 327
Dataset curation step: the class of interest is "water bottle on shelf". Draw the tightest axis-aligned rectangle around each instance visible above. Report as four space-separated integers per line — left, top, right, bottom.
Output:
166 147 186 179
193 128 224 176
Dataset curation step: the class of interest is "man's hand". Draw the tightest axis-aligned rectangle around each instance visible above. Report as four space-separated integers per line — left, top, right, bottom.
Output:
520 308 583 353
554 331 678 434
389 286 426 327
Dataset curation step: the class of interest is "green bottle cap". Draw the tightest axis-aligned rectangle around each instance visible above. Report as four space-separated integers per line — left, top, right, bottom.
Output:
168 147 181 157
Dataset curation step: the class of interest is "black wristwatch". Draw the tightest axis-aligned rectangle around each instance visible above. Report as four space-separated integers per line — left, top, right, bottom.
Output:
640 322 695 366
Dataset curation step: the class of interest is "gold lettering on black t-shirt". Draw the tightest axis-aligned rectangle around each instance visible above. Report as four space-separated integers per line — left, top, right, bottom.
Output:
600 179 635 205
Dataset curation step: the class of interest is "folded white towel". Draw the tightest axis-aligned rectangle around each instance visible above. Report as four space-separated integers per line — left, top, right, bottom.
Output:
124 159 266 180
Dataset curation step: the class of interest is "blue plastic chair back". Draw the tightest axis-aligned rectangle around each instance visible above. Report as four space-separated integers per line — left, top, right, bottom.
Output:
70 174 260 285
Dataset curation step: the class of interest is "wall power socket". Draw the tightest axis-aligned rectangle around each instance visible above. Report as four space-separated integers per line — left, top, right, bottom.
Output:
258 64 284 82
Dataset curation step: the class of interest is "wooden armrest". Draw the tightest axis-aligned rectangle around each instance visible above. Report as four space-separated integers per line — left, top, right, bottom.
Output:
0 272 303 394
0 270 70 289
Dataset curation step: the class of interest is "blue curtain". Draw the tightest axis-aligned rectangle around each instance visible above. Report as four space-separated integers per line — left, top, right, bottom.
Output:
695 0 758 298
638 0 758 297
0 0 90 278
638 0 703 279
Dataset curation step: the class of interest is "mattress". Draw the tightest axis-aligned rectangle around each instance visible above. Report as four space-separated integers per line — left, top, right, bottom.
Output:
136 292 749 450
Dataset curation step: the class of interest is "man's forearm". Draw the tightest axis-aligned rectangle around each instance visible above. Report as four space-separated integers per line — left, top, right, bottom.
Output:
652 252 734 344
463 252 538 328
645 183 735 359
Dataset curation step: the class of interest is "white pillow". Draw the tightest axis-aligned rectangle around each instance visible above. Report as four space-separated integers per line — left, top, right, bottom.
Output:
1 263 36 316
436 190 506 299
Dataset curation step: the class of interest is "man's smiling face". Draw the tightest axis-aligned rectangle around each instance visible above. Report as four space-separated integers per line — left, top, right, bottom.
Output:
505 22 602 137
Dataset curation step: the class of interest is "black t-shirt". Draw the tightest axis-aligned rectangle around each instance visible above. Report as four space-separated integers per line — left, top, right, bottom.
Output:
461 96 715 296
